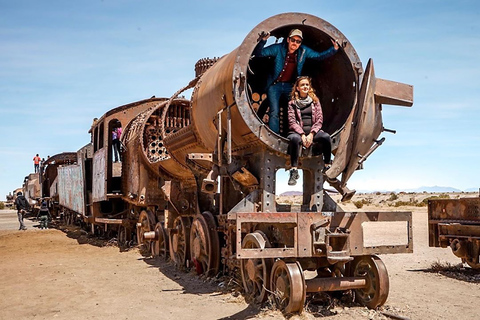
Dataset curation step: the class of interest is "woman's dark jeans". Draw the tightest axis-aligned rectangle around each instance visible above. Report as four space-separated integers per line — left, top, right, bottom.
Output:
287 131 331 167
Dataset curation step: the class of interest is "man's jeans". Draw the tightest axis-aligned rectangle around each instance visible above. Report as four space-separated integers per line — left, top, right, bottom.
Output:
17 210 26 230
266 82 293 134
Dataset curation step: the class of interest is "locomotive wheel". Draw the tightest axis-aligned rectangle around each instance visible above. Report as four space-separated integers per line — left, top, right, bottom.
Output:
136 210 155 255
169 216 191 267
151 222 169 259
465 241 480 269
202 211 220 275
270 260 306 314
240 230 273 303
465 260 480 269
118 226 129 250
351 255 389 308
189 212 220 276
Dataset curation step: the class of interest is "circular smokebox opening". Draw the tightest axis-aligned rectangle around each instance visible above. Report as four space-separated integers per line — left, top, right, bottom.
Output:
233 13 361 153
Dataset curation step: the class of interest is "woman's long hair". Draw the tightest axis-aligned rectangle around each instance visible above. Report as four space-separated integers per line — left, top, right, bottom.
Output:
290 76 319 102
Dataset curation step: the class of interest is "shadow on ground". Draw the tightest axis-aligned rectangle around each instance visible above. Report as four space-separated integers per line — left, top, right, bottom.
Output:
55 223 116 248
409 262 480 283
48 222 409 319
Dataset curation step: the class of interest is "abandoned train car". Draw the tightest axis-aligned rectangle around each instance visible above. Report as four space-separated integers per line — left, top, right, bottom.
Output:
23 13 415 314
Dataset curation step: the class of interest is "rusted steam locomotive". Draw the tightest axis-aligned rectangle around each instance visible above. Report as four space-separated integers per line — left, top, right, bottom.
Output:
31 13 415 313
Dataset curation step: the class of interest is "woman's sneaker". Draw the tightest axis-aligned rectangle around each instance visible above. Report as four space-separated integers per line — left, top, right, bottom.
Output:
288 169 299 186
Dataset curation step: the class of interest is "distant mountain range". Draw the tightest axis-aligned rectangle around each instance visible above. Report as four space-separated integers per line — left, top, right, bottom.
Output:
280 191 303 196
279 186 479 196
464 187 480 192
360 186 478 193
400 186 463 193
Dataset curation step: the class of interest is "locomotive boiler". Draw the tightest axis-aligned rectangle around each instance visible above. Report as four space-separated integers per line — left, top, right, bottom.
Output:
118 12 414 313
45 12 414 314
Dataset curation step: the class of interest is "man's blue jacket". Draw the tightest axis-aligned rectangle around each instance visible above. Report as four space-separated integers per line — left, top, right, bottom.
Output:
253 38 337 89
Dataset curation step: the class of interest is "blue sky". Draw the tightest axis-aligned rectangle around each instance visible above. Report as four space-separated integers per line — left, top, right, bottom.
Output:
1 0 479 200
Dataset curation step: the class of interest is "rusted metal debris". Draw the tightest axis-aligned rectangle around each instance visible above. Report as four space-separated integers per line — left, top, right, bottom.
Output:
428 197 480 269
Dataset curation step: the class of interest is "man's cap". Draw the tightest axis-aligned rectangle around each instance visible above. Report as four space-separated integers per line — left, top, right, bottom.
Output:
289 29 303 39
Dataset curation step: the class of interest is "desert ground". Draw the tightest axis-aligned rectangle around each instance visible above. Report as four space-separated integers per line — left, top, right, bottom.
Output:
1 192 479 320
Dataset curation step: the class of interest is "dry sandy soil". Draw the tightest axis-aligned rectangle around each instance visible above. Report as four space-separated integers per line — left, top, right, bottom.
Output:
1 193 479 320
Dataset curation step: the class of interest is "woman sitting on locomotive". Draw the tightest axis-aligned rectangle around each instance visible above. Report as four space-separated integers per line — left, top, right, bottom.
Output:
286 76 332 186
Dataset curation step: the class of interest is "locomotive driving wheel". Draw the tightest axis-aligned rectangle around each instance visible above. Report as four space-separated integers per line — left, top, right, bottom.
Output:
118 226 132 250
351 255 389 309
151 222 169 259
189 212 220 276
136 210 155 255
240 230 273 303
270 260 306 314
169 216 191 267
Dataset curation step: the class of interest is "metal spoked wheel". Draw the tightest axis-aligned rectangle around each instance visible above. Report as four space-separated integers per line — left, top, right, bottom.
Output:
151 222 169 259
118 226 129 250
189 212 220 276
351 255 389 309
137 210 155 255
270 260 306 314
202 211 220 275
169 216 191 267
240 230 273 304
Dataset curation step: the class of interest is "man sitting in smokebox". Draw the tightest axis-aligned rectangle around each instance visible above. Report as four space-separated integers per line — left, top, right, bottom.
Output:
253 28 339 134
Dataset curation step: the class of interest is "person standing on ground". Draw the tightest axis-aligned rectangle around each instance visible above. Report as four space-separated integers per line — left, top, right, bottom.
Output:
33 154 41 173
14 192 29 230
253 29 339 134
286 76 332 186
36 201 51 229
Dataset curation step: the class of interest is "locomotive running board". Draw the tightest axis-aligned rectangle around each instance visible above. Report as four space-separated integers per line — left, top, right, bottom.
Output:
230 211 413 259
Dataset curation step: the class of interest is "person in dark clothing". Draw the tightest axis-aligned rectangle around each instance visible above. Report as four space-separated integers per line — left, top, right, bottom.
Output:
287 76 332 186
36 201 51 229
253 29 339 134
112 126 122 162
14 192 29 230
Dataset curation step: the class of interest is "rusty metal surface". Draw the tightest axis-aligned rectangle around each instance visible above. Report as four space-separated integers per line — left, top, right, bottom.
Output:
23 172 41 209
270 260 306 313
428 197 480 247
94 218 124 225
43 152 77 166
42 152 78 198
375 78 414 107
326 59 413 190
233 211 412 259
49 176 58 199
428 197 480 221
57 163 85 215
234 12 363 154
306 277 366 292
329 211 413 255
18 12 415 312
92 148 107 202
